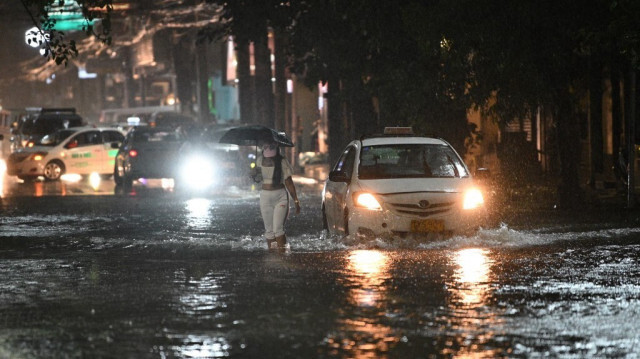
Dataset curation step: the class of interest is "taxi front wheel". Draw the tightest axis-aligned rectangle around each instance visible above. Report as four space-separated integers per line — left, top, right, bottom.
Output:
343 209 350 236
43 160 64 181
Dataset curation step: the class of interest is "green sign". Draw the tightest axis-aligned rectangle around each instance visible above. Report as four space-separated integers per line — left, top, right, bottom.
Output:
47 1 94 31
71 152 92 159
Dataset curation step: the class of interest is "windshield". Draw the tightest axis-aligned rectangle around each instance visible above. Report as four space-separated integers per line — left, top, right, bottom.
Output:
39 129 77 146
30 117 83 135
20 118 36 134
358 143 469 179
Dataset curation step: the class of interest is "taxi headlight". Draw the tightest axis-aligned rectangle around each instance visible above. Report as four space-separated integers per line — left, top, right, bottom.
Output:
29 152 48 161
463 188 484 210
353 192 382 210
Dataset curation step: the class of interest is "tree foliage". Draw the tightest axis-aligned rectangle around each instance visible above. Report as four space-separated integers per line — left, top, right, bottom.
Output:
402 0 640 206
23 0 640 206
20 0 112 65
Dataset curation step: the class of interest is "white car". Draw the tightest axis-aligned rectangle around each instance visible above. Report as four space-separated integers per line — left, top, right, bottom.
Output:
6 127 125 181
322 127 486 239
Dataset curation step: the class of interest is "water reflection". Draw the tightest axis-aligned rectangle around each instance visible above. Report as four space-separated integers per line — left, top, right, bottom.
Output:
173 335 231 358
0 170 185 197
172 269 230 357
60 173 102 191
444 248 500 357
61 173 83 183
452 248 492 305
327 250 397 357
34 181 44 197
88 172 102 190
186 198 212 229
1 171 117 197
347 250 390 307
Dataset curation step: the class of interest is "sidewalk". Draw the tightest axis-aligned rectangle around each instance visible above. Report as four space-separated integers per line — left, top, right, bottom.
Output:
479 173 640 230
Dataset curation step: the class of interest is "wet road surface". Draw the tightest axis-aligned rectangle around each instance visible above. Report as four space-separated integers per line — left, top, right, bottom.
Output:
1 175 640 358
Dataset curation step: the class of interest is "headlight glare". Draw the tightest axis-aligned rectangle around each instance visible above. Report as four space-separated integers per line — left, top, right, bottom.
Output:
463 188 484 210
354 192 382 210
181 155 216 189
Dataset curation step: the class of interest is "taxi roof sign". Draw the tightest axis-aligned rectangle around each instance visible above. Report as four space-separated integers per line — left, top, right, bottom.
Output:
383 127 414 135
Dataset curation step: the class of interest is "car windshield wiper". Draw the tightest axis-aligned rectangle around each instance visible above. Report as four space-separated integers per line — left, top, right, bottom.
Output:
421 151 433 177
446 155 460 177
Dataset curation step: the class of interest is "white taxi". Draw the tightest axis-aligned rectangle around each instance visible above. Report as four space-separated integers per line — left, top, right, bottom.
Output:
322 127 486 239
6 127 125 181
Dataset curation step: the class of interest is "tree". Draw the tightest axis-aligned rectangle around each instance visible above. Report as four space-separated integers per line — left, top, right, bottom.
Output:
200 0 301 128
20 0 640 209
400 0 640 207
20 0 113 65
286 1 473 162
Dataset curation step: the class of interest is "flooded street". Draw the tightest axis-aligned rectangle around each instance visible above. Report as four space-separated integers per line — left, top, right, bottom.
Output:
1 176 640 358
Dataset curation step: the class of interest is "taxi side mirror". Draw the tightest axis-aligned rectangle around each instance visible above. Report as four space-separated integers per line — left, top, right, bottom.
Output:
329 170 349 183
111 142 121 149
474 167 491 180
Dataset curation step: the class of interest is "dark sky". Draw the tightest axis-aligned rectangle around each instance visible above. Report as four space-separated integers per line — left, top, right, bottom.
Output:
0 2 42 75
0 2 60 109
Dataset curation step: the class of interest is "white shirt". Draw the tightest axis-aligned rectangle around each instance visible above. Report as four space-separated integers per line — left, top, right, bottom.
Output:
257 156 294 184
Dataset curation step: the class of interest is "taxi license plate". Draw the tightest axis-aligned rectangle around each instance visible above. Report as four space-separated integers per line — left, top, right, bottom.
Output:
411 219 445 233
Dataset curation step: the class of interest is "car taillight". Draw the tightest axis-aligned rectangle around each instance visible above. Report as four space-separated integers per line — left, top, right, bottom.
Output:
129 149 138 157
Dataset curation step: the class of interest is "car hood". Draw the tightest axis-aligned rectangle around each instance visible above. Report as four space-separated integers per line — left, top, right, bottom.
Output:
13 145 55 154
354 177 475 194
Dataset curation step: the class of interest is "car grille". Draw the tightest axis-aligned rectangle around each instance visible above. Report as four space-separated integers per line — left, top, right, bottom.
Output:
386 200 455 217
6 153 32 175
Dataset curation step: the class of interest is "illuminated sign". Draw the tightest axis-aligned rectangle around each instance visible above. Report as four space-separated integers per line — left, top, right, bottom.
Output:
47 0 94 31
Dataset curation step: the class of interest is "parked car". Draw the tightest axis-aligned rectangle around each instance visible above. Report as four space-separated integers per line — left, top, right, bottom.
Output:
10 108 85 151
0 108 13 158
322 127 486 239
6 126 125 181
113 126 187 188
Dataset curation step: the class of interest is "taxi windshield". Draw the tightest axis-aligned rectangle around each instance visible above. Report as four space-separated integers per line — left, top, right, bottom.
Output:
39 129 77 146
358 144 469 179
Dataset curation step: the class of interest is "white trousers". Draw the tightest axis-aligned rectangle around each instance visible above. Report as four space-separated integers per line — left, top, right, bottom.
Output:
259 188 290 239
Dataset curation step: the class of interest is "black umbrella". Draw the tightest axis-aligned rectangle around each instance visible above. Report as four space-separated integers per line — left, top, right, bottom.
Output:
218 125 294 147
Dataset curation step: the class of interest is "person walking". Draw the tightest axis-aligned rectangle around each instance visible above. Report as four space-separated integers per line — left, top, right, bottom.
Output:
251 140 301 250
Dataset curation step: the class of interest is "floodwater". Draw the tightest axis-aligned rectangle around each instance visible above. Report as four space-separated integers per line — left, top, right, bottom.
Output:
0 176 639 358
